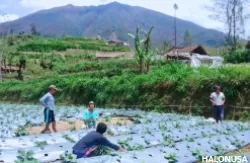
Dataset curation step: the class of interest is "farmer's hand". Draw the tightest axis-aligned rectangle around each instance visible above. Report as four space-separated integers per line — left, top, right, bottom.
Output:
119 148 127 152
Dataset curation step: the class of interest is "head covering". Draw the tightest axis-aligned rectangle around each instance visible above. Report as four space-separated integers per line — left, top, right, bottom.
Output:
89 101 95 105
49 85 59 91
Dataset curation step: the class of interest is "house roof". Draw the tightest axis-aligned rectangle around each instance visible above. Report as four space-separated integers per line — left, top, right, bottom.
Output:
1 66 21 71
167 45 208 55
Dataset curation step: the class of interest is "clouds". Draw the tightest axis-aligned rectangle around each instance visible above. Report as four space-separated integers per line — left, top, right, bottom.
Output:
0 14 19 23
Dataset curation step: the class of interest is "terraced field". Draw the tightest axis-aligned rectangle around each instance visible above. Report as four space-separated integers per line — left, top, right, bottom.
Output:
0 104 250 163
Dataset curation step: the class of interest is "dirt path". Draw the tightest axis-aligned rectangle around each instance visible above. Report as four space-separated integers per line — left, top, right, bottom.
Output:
28 117 134 135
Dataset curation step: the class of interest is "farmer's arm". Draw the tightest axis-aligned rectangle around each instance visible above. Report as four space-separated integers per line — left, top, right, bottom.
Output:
40 94 49 108
222 93 226 105
99 137 121 151
210 94 215 105
82 111 91 127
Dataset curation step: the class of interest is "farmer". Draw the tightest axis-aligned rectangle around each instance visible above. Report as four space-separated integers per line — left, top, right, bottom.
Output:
40 85 59 133
210 86 226 123
72 122 125 158
82 101 99 128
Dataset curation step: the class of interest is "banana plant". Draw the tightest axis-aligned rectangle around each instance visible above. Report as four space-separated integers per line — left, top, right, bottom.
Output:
128 25 154 74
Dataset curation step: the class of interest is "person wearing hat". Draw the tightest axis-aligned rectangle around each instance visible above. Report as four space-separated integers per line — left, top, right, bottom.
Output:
40 85 59 133
82 101 99 128
210 86 226 124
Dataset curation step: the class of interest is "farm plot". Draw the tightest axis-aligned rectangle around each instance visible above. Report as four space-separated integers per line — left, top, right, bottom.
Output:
0 104 250 163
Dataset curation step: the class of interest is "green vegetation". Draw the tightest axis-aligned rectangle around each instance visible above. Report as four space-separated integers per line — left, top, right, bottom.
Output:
1 62 250 120
15 150 39 163
17 37 130 52
59 151 77 163
1 34 250 121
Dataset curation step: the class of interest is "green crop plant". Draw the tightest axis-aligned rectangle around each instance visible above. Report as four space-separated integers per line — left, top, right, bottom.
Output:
164 153 178 163
117 137 133 150
15 126 29 137
15 150 39 163
104 116 112 123
211 144 226 154
158 123 169 132
163 135 176 148
35 141 48 150
62 134 76 143
191 149 204 161
60 151 77 163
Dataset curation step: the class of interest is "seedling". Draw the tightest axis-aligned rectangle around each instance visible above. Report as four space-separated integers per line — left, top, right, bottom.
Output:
164 152 179 163
211 144 225 154
145 118 152 124
132 144 145 151
35 141 48 150
15 150 39 163
118 137 133 150
104 116 112 123
231 138 245 148
158 123 169 132
191 149 204 161
116 122 123 126
172 122 182 129
106 129 115 136
15 126 29 137
62 134 76 143
60 151 77 163
144 128 152 135
163 135 176 148
70 126 76 131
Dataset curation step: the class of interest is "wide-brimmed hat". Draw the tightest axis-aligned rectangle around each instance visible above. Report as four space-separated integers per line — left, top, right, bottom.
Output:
49 85 60 91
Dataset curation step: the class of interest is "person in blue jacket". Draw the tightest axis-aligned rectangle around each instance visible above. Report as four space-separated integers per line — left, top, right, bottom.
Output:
72 122 125 158
83 101 99 128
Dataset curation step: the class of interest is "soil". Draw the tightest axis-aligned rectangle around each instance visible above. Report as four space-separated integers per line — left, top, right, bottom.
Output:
226 144 250 156
27 116 134 135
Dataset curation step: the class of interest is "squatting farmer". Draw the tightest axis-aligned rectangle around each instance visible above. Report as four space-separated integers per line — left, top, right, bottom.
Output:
210 86 226 123
82 101 99 128
40 85 59 133
72 122 125 158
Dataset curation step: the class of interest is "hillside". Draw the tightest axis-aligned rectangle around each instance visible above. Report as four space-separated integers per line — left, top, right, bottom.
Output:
0 2 225 47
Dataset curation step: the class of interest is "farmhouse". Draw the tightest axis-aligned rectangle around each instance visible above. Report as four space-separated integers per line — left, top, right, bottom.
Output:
107 28 128 46
166 45 209 60
1 65 21 73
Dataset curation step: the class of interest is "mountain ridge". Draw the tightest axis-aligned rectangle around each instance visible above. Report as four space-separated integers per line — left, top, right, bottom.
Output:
0 2 225 47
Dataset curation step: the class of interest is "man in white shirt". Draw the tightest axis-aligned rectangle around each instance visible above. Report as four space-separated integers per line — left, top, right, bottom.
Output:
210 86 225 123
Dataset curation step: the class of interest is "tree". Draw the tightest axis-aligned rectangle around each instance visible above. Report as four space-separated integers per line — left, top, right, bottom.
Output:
207 0 250 49
183 30 192 46
128 26 154 73
143 26 154 73
30 23 38 35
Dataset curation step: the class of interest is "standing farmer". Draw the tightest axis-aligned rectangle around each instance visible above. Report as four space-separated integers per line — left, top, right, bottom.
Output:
40 85 59 133
210 86 225 123
82 101 99 129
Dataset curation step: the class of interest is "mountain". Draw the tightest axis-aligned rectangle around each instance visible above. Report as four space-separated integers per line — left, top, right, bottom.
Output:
0 2 225 47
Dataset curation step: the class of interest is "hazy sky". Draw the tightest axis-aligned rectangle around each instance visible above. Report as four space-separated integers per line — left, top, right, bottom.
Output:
0 0 249 36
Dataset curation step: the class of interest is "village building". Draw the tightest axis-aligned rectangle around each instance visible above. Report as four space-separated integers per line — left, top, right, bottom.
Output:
107 28 128 46
1 65 21 73
166 45 209 60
